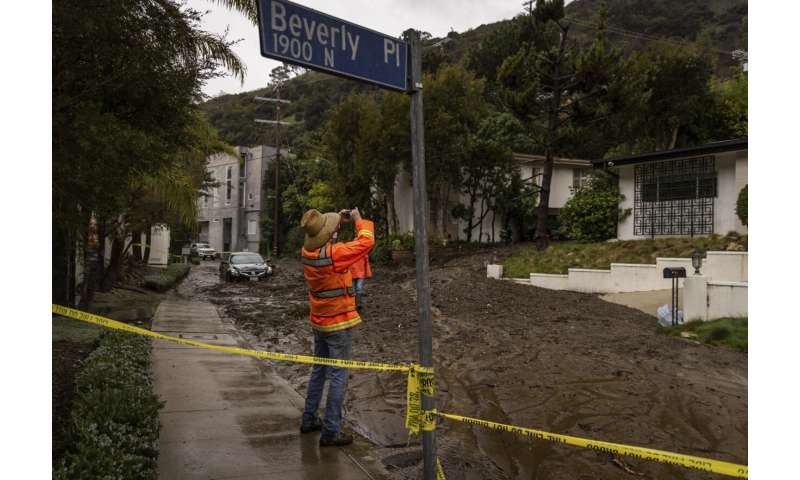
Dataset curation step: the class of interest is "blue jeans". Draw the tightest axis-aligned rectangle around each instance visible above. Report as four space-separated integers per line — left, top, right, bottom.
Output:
302 328 352 437
353 278 365 295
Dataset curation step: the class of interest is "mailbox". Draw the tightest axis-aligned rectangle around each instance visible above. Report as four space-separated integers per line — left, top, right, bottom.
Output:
663 267 686 279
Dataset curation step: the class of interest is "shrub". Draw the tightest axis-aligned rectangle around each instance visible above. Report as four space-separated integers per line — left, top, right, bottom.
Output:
370 237 394 265
54 331 163 479
558 171 630 242
736 184 747 226
143 264 190 292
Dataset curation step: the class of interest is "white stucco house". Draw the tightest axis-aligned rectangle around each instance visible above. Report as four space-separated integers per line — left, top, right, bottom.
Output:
592 139 748 240
393 152 593 242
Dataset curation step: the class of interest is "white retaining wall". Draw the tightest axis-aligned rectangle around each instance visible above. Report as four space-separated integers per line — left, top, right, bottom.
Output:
684 276 748 321
499 251 747 294
530 273 569 290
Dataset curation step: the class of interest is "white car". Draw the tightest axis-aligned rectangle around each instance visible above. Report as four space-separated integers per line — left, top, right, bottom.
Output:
190 242 216 260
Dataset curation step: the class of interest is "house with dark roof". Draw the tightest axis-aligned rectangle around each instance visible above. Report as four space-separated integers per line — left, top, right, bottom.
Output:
593 139 748 240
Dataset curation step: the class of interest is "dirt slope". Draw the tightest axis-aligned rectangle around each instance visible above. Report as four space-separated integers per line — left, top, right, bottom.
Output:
203 246 747 480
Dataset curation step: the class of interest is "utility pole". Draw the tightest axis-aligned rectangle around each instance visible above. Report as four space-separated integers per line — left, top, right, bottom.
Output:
404 28 436 480
254 87 292 258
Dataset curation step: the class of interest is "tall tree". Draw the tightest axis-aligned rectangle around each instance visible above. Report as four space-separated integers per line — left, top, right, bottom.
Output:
415 63 486 239
497 0 624 249
53 0 244 305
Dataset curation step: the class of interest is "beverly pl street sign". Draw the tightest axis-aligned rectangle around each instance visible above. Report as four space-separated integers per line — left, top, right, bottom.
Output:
256 0 408 91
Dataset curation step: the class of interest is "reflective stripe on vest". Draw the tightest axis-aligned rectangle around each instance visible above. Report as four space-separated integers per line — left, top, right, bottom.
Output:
302 243 333 267
312 286 355 299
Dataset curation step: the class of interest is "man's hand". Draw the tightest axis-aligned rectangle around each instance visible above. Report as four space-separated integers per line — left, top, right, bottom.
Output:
350 208 362 222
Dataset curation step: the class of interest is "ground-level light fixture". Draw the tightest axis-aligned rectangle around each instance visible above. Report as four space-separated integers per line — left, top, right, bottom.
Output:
692 250 703 275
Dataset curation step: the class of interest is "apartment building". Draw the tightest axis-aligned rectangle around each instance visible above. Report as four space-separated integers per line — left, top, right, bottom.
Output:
197 145 283 253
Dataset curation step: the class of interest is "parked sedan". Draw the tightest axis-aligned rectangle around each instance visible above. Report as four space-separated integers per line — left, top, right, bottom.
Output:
219 252 272 282
190 242 216 260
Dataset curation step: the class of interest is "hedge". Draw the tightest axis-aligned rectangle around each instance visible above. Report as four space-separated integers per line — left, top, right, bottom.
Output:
143 263 190 292
54 331 163 480
736 184 747 226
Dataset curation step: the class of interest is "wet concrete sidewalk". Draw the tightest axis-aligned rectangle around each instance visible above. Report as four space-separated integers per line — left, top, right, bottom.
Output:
152 296 372 479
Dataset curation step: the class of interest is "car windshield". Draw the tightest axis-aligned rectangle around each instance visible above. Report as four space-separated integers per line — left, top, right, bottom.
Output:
231 254 263 265
196 244 210 248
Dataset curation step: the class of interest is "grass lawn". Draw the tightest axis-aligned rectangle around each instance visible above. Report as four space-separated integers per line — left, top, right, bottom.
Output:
502 232 747 277
658 317 748 352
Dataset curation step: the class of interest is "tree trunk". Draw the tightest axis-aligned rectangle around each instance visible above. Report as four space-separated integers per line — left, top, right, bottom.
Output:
101 234 125 291
478 196 485 243
465 193 476 243
143 225 153 264
389 192 399 236
535 26 569 251
491 209 497 243
669 125 679 149
97 217 107 285
131 229 143 262
79 216 99 309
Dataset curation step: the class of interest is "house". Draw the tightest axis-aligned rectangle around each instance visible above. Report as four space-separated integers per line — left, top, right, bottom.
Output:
392 152 593 242
197 145 285 253
592 139 748 240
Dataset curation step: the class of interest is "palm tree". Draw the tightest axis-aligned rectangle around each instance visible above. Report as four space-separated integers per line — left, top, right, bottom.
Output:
208 0 258 23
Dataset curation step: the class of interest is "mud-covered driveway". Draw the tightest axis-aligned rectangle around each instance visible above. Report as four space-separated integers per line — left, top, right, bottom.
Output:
195 247 746 480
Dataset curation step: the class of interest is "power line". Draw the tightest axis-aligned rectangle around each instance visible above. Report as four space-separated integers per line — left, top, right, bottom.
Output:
565 16 734 56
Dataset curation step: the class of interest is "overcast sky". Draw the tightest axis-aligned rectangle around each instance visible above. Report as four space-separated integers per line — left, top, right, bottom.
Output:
187 0 535 97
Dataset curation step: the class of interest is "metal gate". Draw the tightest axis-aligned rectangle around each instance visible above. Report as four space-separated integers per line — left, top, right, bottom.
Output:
634 156 716 236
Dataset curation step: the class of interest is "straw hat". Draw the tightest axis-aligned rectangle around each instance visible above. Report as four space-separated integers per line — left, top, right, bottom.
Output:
301 209 341 251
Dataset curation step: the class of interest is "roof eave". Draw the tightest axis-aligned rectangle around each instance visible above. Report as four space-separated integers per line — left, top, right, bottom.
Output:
592 139 748 168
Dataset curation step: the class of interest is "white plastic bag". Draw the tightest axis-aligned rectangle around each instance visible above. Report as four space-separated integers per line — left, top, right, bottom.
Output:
657 304 684 327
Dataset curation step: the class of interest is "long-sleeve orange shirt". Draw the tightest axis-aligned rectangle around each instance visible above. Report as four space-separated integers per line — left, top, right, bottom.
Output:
308 219 374 330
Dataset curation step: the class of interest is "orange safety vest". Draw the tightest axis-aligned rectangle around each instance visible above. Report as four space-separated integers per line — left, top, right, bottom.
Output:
301 220 375 333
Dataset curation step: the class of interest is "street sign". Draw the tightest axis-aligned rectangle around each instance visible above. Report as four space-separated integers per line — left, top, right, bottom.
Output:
255 0 408 91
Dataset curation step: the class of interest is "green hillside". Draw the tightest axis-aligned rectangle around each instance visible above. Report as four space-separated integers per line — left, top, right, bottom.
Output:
201 0 747 148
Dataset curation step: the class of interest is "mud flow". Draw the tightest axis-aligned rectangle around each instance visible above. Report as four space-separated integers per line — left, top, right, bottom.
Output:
192 246 746 480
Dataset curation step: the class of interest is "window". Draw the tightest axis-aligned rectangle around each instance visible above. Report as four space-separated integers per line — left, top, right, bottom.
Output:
248 219 257 236
572 168 588 191
202 192 208 208
225 166 233 205
211 171 219 207
641 175 717 202
634 156 716 236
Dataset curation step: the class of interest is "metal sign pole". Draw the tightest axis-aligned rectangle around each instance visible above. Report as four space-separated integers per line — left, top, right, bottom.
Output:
273 86 281 258
404 28 436 480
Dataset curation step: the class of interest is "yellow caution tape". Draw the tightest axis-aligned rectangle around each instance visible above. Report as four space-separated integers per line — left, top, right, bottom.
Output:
438 412 747 478
405 366 422 434
52 305 408 372
54 304 747 478
436 457 446 480
421 409 437 432
405 365 436 434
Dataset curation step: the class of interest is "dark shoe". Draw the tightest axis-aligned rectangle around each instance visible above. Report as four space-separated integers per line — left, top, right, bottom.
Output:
319 431 353 447
300 418 323 434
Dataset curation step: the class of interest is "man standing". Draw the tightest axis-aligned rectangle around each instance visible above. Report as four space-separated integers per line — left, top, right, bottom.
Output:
298 207 374 446
349 245 373 310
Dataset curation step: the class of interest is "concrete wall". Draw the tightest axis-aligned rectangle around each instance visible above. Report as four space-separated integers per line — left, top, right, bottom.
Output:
530 273 569 290
704 251 747 282
616 150 748 240
517 251 746 294
147 224 170 266
684 276 748 321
